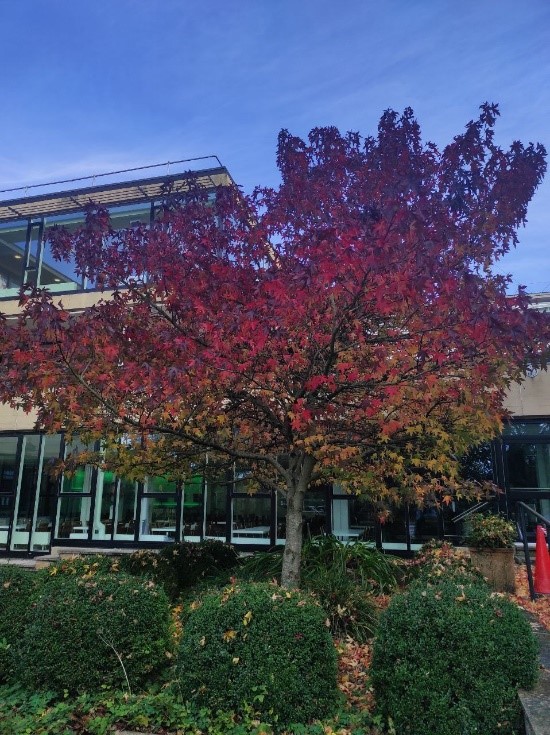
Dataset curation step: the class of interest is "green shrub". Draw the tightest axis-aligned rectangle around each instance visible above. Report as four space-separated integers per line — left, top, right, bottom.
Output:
0 567 39 682
159 539 239 593
240 537 399 592
370 579 539 735
178 581 339 726
14 572 173 695
237 546 284 581
412 540 487 586
121 541 240 600
302 536 400 593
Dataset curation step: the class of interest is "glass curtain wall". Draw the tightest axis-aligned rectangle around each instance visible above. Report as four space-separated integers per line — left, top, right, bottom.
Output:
5 422 550 553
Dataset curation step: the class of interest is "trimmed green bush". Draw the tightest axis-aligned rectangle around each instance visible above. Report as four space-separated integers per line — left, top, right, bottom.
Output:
0 567 38 682
178 582 339 726
14 571 173 694
371 579 539 735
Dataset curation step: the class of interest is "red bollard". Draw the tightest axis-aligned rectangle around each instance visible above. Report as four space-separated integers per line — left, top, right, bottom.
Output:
534 524 550 595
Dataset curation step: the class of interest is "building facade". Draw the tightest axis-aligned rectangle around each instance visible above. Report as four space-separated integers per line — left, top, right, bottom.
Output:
0 166 548 556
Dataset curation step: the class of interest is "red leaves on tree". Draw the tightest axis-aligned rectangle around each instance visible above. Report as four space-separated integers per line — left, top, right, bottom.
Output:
0 105 548 585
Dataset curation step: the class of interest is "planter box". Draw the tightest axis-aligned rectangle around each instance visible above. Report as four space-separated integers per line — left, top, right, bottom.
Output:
468 547 516 593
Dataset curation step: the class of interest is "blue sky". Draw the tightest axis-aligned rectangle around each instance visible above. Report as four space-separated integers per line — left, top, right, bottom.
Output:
0 0 548 292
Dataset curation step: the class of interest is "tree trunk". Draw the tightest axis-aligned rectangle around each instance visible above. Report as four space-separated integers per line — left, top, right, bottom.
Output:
281 453 315 588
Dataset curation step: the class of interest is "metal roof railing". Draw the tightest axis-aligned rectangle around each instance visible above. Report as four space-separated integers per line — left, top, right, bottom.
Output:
0 157 233 223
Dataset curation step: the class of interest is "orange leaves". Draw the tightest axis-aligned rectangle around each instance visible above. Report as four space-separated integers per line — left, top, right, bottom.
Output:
510 566 550 632
336 639 374 713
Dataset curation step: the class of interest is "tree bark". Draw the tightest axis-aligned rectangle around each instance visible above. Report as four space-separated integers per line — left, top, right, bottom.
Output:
280 453 315 588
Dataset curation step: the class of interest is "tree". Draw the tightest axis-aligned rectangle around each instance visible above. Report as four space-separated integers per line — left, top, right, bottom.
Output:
1 104 548 586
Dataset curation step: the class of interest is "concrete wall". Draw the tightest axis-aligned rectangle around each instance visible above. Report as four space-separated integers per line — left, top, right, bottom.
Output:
504 368 550 418
0 290 109 432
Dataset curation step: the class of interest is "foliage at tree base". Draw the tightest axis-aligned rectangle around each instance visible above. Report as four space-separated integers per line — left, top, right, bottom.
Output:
238 537 400 641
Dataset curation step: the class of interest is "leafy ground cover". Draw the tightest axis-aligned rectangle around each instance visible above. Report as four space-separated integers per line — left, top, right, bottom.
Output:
511 564 550 631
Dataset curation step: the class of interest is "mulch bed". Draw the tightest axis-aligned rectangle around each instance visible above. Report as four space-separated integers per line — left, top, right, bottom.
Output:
510 565 550 631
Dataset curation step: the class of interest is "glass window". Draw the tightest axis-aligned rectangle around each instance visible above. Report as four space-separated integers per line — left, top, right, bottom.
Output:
145 475 177 493
511 498 550 536
22 222 41 288
380 506 410 551
410 505 441 546
114 478 138 540
231 496 271 545
42 213 86 291
108 203 151 230
204 478 228 540
0 436 19 549
0 436 19 494
31 435 61 551
56 495 92 539
303 489 327 539
11 436 41 550
92 470 116 540
139 496 177 541
0 495 13 550
0 220 26 296
183 475 203 540
505 442 550 490
502 421 550 437
61 466 94 493
331 496 376 544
